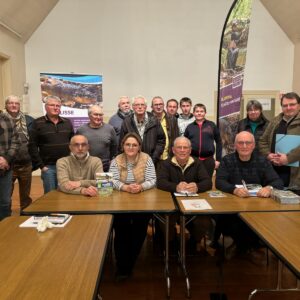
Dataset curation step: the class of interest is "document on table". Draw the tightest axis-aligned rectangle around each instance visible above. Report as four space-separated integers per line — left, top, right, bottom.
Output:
19 216 72 228
181 199 212 210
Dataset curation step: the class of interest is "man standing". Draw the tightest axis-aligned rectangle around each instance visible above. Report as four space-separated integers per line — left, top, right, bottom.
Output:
119 95 165 165
4 95 34 210
0 111 20 220
216 131 283 256
157 136 212 250
259 92 300 192
56 135 103 196
29 96 74 194
77 105 117 171
178 97 195 136
151 96 179 160
166 98 179 118
109 96 132 144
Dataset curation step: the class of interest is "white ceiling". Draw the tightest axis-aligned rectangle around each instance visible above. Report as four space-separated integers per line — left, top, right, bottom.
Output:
0 0 299 43
260 0 300 43
0 0 58 42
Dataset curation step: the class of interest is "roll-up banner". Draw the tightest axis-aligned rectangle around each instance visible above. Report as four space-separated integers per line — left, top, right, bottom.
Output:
217 0 253 156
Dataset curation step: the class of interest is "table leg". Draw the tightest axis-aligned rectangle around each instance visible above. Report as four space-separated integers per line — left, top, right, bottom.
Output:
154 213 171 298
180 215 191 298
248 259 300 300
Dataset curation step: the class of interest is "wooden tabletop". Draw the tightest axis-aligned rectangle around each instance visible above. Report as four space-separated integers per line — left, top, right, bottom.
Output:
175 192 300 214
23 189 176 215
240 212 300 278
0 215 113 300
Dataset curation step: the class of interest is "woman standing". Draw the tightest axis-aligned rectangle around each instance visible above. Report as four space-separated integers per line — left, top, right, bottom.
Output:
237 99 269 148
109 132 156 280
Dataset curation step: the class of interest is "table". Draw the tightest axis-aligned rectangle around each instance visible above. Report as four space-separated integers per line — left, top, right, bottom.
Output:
23 189 175 215
175 192 300 297
240 212 300 299
23 189 176 297
0 215 112 300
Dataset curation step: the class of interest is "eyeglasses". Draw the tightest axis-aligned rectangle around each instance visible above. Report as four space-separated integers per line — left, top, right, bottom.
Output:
133 103 146 107
91 113 103 117
46 104 61 108
236 141 253 146
71 143 88 148
124 143 139 148
282 103 298 108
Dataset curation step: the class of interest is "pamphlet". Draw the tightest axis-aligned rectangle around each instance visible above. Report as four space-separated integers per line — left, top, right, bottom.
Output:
181 199 212 210
207 191 225 198
20 214 72 228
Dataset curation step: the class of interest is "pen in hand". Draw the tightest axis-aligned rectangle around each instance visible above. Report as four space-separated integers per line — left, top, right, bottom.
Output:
241 180 248 191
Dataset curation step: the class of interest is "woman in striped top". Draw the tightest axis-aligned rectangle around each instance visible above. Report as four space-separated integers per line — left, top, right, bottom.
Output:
109 132 156 280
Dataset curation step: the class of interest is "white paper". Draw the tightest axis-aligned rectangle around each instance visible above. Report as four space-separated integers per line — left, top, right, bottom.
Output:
181 199 212 210
174 192 199 197
235 184 262 197
19 216 72 228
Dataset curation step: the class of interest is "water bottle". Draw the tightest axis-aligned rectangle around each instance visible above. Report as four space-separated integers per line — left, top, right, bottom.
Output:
96 172 113 196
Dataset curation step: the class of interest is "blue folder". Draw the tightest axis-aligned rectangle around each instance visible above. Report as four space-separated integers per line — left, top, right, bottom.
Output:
275 134 300 167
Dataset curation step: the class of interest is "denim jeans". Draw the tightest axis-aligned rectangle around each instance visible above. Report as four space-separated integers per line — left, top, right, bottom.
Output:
41 165 57 194
0 169 12 221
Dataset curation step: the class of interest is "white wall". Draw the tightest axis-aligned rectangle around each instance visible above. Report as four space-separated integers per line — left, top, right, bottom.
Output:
25 0 294 119
0 27 26 105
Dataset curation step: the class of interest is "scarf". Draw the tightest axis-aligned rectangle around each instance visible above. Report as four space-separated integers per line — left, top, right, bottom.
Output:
3 109 29 140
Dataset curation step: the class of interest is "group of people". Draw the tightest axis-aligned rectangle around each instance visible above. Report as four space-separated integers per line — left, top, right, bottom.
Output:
1 91 300 279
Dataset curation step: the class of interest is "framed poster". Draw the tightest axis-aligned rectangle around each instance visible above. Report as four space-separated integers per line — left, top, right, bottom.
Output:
40 73 102 131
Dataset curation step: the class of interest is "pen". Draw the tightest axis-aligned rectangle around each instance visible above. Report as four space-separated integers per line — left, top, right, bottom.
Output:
241 180 248 191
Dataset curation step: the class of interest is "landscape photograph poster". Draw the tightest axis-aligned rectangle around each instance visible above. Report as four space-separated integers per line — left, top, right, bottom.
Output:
40 73 103 131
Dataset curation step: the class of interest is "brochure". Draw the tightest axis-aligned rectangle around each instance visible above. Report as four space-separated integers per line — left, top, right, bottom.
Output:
181 199 212 210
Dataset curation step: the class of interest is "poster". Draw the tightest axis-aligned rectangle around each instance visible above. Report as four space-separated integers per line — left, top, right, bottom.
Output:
40 73 102 131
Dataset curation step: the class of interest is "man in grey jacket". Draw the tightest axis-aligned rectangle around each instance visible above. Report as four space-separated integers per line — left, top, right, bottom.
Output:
109 96 132 144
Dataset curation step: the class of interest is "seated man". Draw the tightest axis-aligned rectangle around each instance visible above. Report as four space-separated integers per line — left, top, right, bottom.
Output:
56 135 103 196
215 131 284 257
157 136 212 251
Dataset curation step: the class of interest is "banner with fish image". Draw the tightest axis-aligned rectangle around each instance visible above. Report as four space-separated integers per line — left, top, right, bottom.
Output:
217 0 253 156
40 73 102 131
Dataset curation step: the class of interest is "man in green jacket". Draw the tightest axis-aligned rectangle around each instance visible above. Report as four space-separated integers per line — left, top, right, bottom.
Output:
259 92 300 192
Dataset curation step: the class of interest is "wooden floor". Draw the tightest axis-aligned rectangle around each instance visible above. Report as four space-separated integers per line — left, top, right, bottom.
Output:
12 177 300 300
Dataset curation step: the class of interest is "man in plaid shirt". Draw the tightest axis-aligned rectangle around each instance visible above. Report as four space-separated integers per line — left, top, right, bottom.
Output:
0 112 20 220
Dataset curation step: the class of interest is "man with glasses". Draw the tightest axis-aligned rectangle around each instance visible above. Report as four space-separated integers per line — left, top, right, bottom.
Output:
119 95 165 165
56 135 103 196
77 105 117 172
215 131 283 259
29 96 74 193
157 136 212 252
151 96 179 160
259 92 300 192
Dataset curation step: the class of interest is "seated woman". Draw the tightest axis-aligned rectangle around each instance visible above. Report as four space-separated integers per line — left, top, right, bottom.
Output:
109 132 156 280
